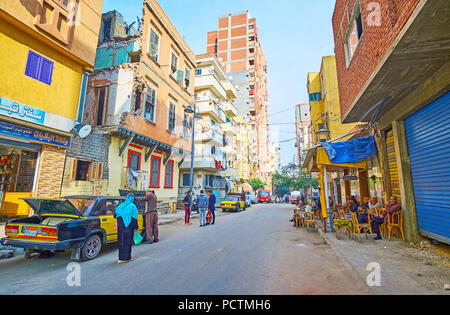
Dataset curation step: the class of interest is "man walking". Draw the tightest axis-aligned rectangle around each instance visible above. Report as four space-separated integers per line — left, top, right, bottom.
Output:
136 190 159 244
208 191 217 225
183 191 193 226
197 190 208 227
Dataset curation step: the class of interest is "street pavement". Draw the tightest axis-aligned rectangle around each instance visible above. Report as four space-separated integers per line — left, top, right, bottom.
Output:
0 203 376 295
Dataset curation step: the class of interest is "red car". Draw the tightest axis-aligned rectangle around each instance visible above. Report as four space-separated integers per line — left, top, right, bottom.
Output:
257 191 272 203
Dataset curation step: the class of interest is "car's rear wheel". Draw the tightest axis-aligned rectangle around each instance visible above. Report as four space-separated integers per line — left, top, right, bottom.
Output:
81 234 102 261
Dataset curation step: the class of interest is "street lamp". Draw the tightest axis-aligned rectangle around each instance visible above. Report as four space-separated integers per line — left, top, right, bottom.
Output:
184 104 202 212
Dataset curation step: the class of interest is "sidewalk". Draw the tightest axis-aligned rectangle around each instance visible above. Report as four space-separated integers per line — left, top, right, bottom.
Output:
315 220 450 294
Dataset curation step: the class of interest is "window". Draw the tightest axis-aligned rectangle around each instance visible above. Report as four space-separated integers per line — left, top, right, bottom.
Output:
128 150 141 171
170 52 178 77
309 92 322 102
184 68 191 90
73 160 103 181
134 90 141 112
182 112 190 139
144 86 157 122
150 156 161 188
25 50 54 85
94 86 108 126
195 69 202 75
344 5 364 66
168 102 176 132
55 0 70 8
182 174 190 187
149 28 160 62
164 160 174 188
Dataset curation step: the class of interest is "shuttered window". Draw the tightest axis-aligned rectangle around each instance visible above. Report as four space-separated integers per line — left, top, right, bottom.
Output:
164 160 174 188
144 86 156 122
25 50 54 85
149 28 160 62
150 156 161 188
168 102 176 132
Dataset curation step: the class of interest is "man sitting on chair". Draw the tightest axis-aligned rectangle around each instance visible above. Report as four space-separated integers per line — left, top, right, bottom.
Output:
370 196 402 240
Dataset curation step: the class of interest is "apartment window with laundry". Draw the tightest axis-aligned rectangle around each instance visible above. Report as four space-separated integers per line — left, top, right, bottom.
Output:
170 52 178 77
128 151 141 171
344 3 364 67
149 28 160 62
144 86 157 122
168 102 176 132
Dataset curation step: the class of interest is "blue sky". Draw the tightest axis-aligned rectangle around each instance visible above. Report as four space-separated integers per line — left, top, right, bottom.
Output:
102 0 336 166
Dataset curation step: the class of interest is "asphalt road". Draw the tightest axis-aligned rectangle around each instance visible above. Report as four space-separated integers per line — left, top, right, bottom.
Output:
0 203 374 295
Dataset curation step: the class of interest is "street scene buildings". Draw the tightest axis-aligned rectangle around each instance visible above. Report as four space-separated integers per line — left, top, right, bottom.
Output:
0 0 449 297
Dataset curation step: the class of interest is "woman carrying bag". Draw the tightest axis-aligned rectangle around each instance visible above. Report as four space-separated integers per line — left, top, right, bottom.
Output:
114 193 139 264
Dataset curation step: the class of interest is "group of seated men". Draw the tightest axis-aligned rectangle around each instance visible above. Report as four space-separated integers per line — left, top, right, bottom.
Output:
345 195 402 240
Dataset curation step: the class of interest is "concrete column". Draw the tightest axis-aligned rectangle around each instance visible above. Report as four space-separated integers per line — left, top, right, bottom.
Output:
392 120 422 243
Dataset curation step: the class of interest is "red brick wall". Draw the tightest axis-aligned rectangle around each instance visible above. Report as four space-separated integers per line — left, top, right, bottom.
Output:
332 0 420 118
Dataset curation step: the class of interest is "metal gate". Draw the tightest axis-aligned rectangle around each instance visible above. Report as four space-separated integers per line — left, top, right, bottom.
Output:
405 91 450 244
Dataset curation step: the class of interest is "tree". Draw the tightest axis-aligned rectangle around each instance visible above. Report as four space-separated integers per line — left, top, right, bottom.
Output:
272 163 319 198
247 178 265 191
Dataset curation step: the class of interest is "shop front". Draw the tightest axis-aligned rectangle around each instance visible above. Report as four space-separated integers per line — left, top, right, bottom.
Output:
0 120 71 217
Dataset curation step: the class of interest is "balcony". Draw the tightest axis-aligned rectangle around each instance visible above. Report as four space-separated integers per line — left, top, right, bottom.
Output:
196 128 224 146
196 102 226 123
179 156 221 171
195 74 227 100
224 102 237 117
222 123 237 136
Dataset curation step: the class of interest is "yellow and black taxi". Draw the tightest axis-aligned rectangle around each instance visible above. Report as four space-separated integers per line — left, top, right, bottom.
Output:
220 193 247 212
1 196 144 261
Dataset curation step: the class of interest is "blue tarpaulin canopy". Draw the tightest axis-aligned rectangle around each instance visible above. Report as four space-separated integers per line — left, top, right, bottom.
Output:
321 135 378 164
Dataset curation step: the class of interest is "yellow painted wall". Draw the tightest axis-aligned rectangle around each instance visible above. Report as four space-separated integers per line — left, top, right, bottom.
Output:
307 57 359 145
0 0 104 67
0 19 82 121
321 56 359 140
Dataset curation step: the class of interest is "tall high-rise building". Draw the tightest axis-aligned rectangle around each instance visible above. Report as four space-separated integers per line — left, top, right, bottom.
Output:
206 11 270 184
295 103 311 167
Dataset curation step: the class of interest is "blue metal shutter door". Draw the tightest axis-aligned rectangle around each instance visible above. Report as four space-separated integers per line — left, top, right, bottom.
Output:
405 91 450 244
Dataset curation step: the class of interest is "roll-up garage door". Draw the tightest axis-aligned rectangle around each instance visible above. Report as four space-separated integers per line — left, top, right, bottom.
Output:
405 91 450 244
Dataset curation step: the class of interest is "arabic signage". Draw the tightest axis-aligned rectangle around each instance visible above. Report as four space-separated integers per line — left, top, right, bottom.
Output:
0 97 46 125
0 121 71 149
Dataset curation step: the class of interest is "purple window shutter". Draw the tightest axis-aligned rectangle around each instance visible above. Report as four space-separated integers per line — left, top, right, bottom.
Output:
25 51 42 80
39 58 54 85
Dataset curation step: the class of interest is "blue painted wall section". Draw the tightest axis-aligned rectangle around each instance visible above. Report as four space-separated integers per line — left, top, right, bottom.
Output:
94 40 140 70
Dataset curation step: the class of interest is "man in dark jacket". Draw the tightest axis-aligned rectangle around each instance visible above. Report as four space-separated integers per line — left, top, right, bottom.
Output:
135 190 159 244
208 191 217 225
183 191 193 226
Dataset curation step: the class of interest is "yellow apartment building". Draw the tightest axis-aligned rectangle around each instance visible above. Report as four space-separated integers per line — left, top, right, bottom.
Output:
0 0 103 216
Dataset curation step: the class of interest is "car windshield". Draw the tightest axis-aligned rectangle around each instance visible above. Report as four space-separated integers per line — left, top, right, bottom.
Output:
66 198 96 216
224 196 239 202
259 192 269 197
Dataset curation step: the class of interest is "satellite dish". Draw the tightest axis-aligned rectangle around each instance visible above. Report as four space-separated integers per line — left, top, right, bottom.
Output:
78 125 92 139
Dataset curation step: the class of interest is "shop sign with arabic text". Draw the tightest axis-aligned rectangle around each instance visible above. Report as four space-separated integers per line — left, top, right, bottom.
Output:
0 97 46 125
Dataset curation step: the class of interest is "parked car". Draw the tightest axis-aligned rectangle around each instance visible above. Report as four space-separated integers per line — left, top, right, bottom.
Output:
290 191 301 205
248 193 258 204
220 194 246 212
257 191 272 203
0 196 144 261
